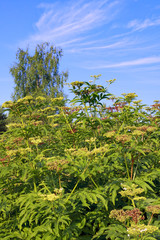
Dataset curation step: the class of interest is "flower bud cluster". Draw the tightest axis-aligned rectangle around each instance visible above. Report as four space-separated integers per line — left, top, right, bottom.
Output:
109 209 130 223
146 205 160 214
109 208 144 224
115 134 132 143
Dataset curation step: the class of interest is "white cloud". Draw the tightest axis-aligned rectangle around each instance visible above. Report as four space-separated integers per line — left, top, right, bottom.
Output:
35 10 54 31
68 39 133 52
20 0 120 47
127 18 160 31
87 56 160 69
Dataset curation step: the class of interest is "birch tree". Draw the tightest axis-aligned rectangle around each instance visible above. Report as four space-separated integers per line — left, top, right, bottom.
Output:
10 42 68 100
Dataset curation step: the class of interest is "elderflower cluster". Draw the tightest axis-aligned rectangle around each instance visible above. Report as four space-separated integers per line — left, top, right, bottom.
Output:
6 149 18 156
22 96 33 101
29 137 42 145
107 79 116 84
47 115 55 119
36 96 46 101
110 208 144 224
109 209 129 223
38 107 55 112
104 131 115 138
17 96 33 104
122 93 138 99
6 123 24 128
49 123 59 128
39 188 63 201
70 81 84 87
65 147 89 157
90 145 109 155
146 126 157 132
2 100 14 108
146 205 160 214
133 100 142 104
51 97 64 102
120 184 144 198
30 120 43 126
127 224 158 236
132 130 144 136
39 193 59 201
85 137 96 143
6 148 31 156
116 134 132 143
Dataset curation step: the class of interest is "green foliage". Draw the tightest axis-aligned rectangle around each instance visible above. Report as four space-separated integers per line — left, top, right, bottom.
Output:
10 42 68 100
0 76 160 239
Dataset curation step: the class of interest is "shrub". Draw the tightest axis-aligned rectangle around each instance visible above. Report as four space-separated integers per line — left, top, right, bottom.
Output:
0 76 160 239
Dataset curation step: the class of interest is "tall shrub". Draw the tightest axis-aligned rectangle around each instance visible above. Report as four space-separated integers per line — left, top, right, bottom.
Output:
0 77 160 239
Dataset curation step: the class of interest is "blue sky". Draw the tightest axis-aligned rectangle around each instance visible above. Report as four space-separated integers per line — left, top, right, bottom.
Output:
0 0 160 106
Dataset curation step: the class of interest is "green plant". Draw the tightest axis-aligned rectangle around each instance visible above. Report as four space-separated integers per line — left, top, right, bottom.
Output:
0 76 160 239
10 42 68 100
109 183 160 239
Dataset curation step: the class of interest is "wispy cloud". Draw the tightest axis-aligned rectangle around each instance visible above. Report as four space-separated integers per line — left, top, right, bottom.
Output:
87 56 160 69
68 38 135 53
20 0 120 48
17 0 160 72
127 18 160 31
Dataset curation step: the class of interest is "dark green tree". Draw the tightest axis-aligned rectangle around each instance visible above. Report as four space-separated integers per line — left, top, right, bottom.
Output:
10 42 68 100
0 106 7 134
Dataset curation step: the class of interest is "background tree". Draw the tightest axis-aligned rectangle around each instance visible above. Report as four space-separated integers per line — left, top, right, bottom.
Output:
0 106 7 134
10 42 68 100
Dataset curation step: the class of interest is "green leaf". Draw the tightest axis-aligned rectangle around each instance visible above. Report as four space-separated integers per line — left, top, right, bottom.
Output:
76 218 86 229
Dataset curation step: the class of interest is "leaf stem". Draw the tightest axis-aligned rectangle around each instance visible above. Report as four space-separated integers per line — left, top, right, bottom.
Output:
89 175 98 188
124 153 130 179
148 213 154 225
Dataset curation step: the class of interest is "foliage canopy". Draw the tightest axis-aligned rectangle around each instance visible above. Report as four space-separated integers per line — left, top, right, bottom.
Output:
0 76 160 239
10 42 68 100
